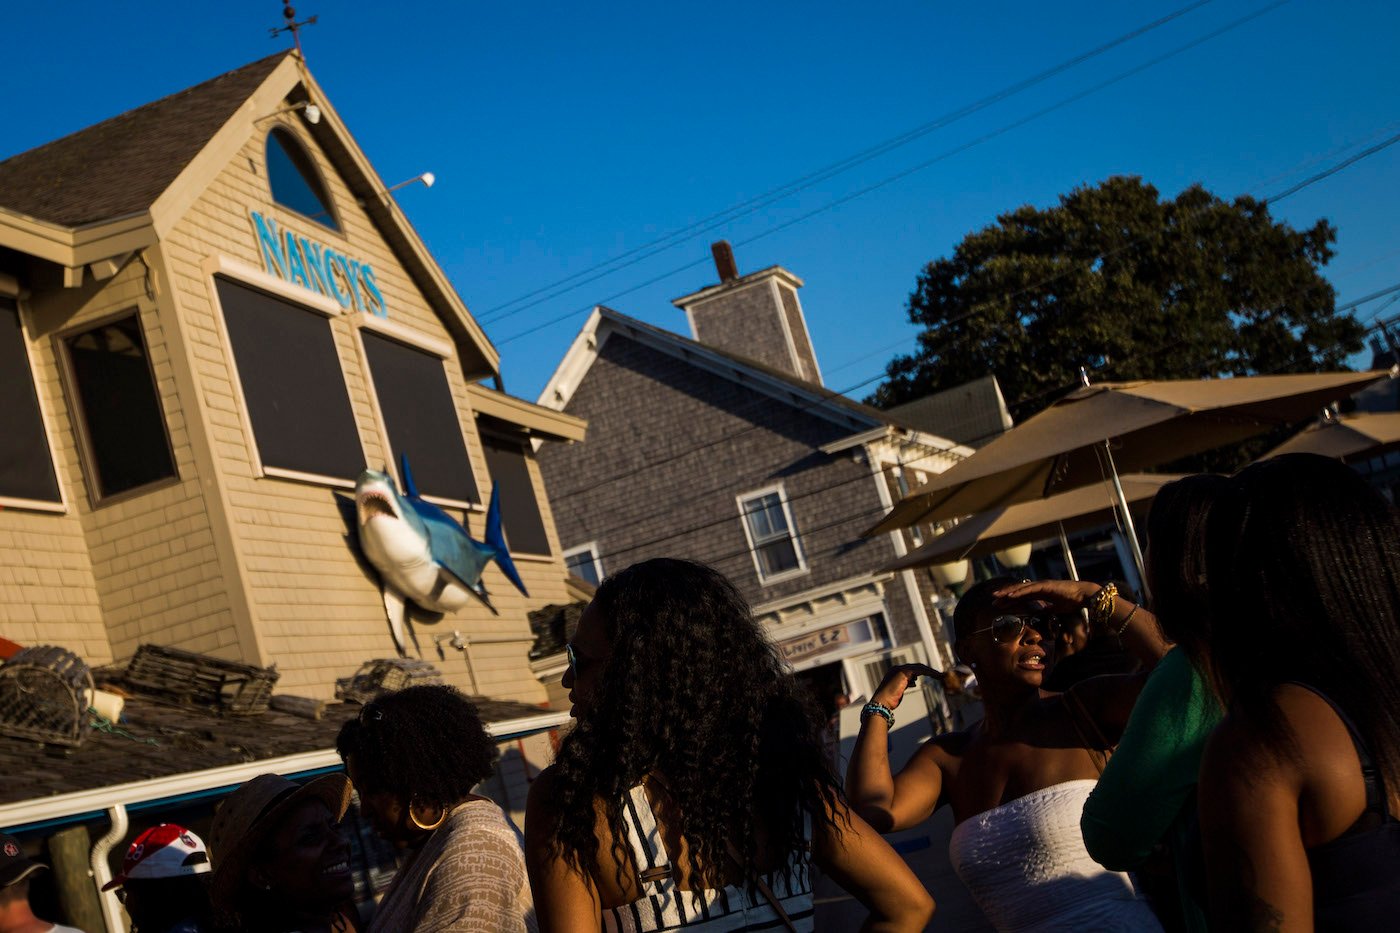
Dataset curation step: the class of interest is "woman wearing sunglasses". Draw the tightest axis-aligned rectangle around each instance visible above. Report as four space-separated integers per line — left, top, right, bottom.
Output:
846 573 1171 932
524 557 933 932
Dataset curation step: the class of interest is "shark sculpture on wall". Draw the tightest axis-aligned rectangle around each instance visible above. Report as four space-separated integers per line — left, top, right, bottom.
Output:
345 456 528 658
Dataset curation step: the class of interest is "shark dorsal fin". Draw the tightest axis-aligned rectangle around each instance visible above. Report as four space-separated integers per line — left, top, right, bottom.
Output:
400 454 420 499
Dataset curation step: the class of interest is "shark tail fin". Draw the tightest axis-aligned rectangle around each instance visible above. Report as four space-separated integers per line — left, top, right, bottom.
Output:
486 484 529 597
399 454 420 499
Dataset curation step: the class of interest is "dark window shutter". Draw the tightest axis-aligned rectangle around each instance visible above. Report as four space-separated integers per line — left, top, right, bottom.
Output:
0 298 61 503
362 331 478 503
64 314 176 498
215 277 364 480
481 433 550 555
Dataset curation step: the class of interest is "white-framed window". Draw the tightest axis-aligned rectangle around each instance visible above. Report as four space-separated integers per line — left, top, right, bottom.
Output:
737 483 807 584
563 542 603 586
892 466 924 548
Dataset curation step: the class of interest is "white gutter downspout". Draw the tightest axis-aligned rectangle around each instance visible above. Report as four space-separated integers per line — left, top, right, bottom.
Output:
91 804 128 933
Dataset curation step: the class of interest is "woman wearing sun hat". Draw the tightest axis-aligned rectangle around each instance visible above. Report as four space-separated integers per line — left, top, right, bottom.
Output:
101 823 213 932
207 772 358 932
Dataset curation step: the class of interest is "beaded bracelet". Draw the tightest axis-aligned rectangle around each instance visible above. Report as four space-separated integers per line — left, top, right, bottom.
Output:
1112 604 1140 637
861 702 895 728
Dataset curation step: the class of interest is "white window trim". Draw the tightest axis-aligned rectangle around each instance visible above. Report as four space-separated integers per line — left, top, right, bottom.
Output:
562 541 603 584
0 297 69 513
736 482 808 585
202 256 362 491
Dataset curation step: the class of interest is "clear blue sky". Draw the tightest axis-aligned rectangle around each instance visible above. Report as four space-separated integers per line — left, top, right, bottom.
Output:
7 1 1399 403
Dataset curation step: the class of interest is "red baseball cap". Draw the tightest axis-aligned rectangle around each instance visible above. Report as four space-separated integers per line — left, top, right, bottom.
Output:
102 824 210 891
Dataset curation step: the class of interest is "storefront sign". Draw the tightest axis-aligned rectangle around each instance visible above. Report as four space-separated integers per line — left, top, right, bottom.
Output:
779 616 875 663
250 211 387 316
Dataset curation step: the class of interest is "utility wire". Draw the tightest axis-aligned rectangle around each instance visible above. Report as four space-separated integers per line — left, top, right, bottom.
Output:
496 1 1287 348
477 1 1215 323
548 123 1400 514
821 122 1400 384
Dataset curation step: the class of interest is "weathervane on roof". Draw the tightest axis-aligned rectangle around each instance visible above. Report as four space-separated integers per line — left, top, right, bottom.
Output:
270 2 317 57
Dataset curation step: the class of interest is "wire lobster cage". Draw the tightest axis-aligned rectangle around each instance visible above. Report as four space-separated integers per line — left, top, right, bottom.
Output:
0 645 95 747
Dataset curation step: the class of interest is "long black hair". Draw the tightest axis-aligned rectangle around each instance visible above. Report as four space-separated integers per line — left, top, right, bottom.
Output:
1146 473 1228 672
546 558 842 888
1205 453 1400 784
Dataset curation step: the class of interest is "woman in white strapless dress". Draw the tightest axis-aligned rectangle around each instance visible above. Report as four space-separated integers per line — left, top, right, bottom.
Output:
847 576 1168 931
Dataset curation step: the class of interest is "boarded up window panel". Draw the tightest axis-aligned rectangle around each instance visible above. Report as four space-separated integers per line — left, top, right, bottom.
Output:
64 314 177 498
0 298 61 502
481 434 551 555
362 332 478 503
215 277 365 480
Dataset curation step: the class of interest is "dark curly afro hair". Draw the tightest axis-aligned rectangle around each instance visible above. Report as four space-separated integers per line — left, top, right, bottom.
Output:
545 558 844 890
335 684 498 807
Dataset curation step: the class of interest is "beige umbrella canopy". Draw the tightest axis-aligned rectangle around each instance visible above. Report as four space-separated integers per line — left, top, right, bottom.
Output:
1260 411 1400 462
882 474 1182 572
867 372 1389 537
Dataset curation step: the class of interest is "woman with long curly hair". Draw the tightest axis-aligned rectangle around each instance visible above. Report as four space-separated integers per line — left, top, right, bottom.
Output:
523 558 932 932
1198 454 1400 930
337 684 536 932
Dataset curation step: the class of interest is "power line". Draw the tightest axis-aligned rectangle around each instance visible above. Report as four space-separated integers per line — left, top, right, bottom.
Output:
475 1 1216 323
550 123 1400 516
1267 131 1400 204
496 1 1287 348
564 275 1400 567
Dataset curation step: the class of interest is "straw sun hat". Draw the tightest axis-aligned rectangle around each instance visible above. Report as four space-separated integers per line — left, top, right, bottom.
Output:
208 772 353 909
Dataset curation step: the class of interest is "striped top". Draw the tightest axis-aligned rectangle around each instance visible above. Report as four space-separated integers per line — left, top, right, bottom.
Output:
602 784 814 932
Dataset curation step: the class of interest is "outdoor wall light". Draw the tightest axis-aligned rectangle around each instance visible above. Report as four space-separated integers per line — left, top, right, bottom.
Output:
386 172 436 193
256 100 321 125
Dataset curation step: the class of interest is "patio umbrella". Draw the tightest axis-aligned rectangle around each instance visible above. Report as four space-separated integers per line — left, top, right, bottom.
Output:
1259 411 1400 462
866 371 1390 590
882 473 1182 573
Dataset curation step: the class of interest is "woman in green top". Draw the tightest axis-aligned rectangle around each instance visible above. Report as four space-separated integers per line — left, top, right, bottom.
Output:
1079 474 1228 932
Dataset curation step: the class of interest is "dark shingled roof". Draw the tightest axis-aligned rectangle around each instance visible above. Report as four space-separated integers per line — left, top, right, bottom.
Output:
0 692 550 806
0 52 290 227
595 306 924 432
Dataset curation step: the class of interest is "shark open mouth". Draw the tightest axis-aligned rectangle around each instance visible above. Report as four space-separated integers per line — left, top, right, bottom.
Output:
359 492 396 521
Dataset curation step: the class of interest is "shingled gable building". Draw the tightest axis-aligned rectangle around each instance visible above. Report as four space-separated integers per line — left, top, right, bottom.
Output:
0 52 585 923
537 243 970 715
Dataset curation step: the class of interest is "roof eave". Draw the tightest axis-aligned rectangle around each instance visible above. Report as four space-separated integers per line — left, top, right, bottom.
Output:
468 383 588 443
0 708 569 832
0 206 156 267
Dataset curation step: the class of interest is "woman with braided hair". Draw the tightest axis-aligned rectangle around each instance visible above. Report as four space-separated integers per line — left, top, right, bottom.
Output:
523 558 931 932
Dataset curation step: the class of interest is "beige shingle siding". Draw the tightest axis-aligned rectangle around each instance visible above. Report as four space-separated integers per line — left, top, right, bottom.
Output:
1 264 237 666
157 120 560 701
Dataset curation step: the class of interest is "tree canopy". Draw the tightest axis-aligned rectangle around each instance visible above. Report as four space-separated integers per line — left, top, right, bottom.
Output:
869 176 1366 424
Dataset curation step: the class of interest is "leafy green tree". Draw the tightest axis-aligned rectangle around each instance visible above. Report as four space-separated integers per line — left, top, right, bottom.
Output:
869 176 1366 423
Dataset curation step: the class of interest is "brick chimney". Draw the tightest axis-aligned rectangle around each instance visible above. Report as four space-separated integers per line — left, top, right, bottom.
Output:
672 242 823 384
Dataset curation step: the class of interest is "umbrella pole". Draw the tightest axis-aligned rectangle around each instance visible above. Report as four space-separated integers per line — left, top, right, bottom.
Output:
1101 440 1152 604
1057 521 1080 581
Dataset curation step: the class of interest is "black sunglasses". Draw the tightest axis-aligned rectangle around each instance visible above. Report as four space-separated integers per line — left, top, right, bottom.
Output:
966 614 1050 644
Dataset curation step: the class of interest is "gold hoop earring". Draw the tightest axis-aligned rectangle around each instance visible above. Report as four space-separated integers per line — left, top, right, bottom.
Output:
408 801 446 832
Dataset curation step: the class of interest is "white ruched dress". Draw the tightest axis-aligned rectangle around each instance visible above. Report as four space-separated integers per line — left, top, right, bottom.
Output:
948 780 1163 932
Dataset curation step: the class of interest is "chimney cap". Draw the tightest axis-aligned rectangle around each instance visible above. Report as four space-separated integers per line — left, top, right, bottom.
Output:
711 241 739 283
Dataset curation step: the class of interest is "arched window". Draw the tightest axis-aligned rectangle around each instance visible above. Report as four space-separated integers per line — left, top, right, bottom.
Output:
265 126 339 231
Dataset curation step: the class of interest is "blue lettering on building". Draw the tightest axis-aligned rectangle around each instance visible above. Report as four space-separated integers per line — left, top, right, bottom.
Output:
248 210 387 317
